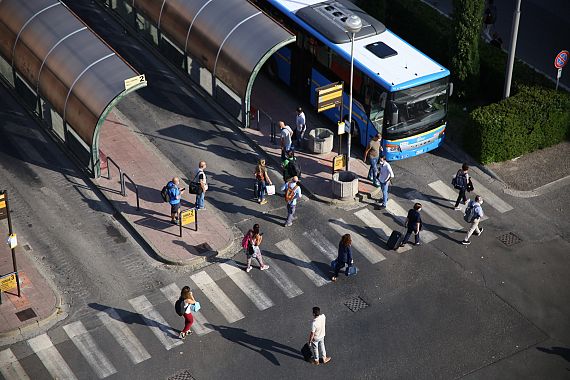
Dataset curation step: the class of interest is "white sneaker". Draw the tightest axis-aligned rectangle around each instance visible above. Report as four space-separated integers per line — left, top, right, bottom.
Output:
454 206 461 211
260 265 269 271
245 266 252 273
179 331 186 339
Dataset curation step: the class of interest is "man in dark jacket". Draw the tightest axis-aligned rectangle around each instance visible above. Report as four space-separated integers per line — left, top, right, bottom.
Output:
400 203 422 246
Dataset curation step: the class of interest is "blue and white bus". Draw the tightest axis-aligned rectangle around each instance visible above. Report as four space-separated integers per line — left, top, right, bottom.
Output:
253 0 451 160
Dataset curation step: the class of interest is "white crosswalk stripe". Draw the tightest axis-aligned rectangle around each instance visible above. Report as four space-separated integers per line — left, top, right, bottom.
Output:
385 199 438 243
160 283 213 336
470 178 513 213
97 309 152 364
303 229 337 261
405 190 464 232
191 271 245 323
220 261 274 311
354 208 411 252
260 256 303 298
27 333 78 380
275 239 329 286
128 295 183 350
62 321 117 378
0 348 30 380
329 218 386 263
428 180 488 220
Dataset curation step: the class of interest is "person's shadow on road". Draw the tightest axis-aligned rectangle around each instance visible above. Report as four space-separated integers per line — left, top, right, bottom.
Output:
205 324 304 366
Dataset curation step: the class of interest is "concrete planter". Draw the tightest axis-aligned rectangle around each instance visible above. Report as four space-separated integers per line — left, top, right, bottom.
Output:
332 171 359 200
307 128 334 154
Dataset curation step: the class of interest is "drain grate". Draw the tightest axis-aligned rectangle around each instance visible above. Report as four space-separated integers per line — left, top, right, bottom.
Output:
344 296 369 312
15 308 37 322
167 370 195 380
497 232 522 246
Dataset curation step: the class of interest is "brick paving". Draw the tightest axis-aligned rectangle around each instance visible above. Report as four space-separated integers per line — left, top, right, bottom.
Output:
95 111 235 266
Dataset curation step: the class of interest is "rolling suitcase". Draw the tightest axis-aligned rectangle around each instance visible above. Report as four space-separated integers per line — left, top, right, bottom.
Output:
387 230 403 250
301 343 312 362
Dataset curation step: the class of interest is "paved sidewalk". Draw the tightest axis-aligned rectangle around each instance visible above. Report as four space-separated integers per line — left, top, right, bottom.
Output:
95 110 235 267
249 76 381 204
0 223 61 338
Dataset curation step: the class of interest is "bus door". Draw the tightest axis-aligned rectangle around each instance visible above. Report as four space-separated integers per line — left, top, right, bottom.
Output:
291 37 313 102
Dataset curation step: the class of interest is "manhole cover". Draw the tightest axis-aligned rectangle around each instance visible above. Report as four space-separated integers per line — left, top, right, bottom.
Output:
344 296 369 312
15 308 37 322
497 232 522 246
167 369 195 380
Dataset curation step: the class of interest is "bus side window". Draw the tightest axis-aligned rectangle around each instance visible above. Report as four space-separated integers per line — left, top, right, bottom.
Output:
370 87 387 128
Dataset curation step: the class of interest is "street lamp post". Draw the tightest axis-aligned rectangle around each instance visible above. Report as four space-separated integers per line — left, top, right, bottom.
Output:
345 15 362 171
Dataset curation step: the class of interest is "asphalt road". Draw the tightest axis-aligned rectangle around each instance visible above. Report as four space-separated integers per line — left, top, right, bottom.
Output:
1 1 569 379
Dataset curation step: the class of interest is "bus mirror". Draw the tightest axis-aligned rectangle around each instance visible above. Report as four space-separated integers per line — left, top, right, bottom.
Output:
449 82 454 97
389 102 399 125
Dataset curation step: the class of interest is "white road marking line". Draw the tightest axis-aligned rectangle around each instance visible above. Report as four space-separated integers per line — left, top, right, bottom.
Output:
303 229 337 261
160 283 213 336
261 257 303 298
470 178 513 213
385 200 438 243
354 209 411 252
329 218 386 263
62 321 117 378
406 190 464 231
98 309 151 364
128 295 183 350
275 239 329 286
0 349 30 380
428 180 488 220
190 271 245 323
219 261 274 310
27 334 78 380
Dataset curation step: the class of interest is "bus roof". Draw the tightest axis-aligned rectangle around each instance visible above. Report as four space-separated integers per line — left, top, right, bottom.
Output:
265 0 450 91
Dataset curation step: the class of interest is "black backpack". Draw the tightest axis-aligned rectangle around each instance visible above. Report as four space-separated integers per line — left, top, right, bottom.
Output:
287 159 302 179
161 183 171 203
175 297 185 316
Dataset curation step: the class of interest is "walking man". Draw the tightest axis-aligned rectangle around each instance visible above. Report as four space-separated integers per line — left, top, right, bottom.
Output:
453 163 470 210
462 195 484 245
195 161 208 210
376 155 394 207
281 176 301 227
308 306 331 365
167 177 184 224
400 202 423 247
279 121 294 161
295 107 307 144
363 133 382 186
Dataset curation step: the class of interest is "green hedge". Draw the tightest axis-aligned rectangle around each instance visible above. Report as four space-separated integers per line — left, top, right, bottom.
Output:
468 86 570 163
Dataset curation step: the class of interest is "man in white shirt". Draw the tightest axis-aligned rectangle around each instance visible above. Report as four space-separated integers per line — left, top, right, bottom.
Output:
376 155 394 207
308 306 331 365
280 176 302 227
279 121 293 161
295 107 306 144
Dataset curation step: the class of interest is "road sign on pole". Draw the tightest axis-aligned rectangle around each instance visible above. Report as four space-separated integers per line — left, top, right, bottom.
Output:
554 50 568 91
316 82 343 113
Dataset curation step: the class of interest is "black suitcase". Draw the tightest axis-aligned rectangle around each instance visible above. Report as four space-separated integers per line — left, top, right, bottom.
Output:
387 231 403 250
301 343 312 362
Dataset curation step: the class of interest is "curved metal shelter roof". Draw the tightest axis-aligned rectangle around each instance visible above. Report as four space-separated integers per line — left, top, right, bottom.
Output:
133 0 295 99
0 0 146 153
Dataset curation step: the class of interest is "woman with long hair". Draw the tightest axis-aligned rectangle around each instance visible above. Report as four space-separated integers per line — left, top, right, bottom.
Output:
245 223 269 272
254 159 272 205
179 287 196 339
332 234 353 282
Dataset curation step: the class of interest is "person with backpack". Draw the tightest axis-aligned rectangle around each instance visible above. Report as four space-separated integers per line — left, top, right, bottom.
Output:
453 163 470 210
176 286 197 339
282 150 301 182
254 159 273 205
462 195 485 245
281 176 302 227
166 177 184 224
195 161 208 210
400 203 423 247
331 234 353 282
242 223 269 272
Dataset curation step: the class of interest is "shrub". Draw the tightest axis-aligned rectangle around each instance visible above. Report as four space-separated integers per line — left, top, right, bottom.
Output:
468 86 570 163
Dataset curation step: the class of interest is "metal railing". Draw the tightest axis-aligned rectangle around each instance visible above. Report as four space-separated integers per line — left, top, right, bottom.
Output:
250 106 277 145
121 173 140 211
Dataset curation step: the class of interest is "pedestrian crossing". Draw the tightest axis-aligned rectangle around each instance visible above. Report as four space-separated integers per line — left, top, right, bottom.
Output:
1 179 513 379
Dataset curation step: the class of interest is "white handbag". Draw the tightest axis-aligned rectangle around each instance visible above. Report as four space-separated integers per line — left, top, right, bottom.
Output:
266 185 276 195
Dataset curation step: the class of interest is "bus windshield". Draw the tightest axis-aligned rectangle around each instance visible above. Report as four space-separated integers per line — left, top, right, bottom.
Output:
386 78 448 137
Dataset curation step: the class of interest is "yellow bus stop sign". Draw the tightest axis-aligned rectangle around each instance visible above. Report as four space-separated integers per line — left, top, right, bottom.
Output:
333 155 346 172
0 273 17 292
180 209 196 226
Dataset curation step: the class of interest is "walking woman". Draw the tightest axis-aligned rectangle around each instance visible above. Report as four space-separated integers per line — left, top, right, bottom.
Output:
332 234 353 282
179 286 196 339
245 223 269 272
255 159 273 205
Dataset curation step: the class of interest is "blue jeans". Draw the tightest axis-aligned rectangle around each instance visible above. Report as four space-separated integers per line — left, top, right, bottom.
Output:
368 156 379 183
256 180 266 200
380 181 390 205
285 203 296 225
196 191 205 209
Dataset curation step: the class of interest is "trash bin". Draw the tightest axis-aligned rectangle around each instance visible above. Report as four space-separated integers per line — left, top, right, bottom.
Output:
307 128 334 154
332 171 359 200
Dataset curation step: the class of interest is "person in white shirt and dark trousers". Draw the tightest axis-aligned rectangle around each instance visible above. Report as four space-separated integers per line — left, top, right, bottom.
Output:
295 107 306 145
376 155 394 207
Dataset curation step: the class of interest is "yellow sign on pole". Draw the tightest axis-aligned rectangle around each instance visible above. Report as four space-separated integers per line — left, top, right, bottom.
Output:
316 82 343 113
333 155 346 172
124 74 146 91
180 209 196 226
0 193 5 220
0 273 17 292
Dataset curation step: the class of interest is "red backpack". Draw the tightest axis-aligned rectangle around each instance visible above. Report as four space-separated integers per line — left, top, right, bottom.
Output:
241 231 252 250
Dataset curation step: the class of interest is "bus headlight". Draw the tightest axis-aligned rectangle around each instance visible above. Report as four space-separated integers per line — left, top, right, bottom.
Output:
385 144 400 152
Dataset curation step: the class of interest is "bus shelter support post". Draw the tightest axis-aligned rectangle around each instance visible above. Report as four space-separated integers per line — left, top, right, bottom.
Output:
4 192 21 297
